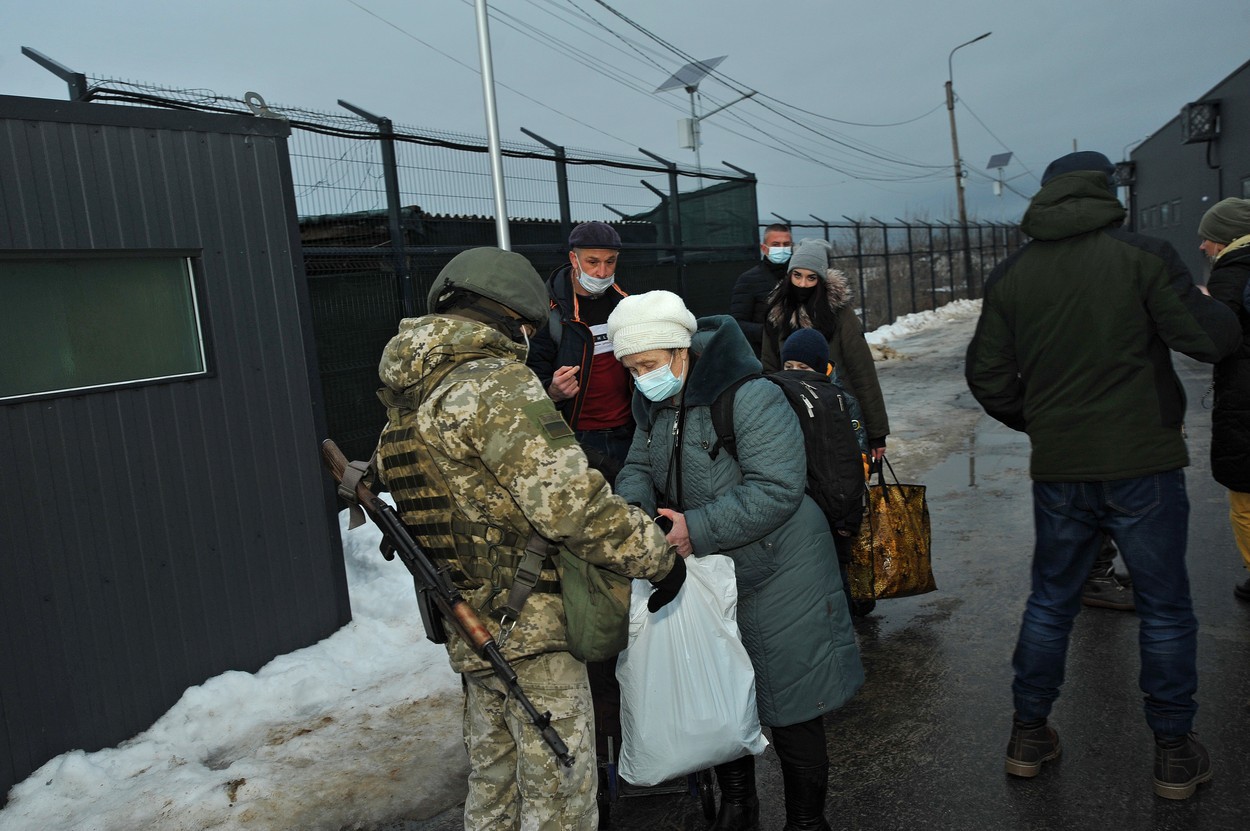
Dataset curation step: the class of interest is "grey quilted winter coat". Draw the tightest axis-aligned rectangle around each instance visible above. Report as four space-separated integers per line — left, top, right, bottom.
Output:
615 315 863 727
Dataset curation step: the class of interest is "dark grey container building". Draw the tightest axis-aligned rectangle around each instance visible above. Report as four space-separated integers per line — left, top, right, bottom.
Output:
1128 57 1250 280
0 95 350 801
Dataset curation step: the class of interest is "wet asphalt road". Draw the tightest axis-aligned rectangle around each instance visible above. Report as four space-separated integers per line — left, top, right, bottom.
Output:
399 353 1250 831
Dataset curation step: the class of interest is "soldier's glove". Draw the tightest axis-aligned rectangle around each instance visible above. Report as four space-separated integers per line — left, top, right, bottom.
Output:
647 555 686 613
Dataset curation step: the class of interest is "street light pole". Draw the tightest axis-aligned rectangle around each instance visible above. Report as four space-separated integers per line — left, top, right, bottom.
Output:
945 31 990 293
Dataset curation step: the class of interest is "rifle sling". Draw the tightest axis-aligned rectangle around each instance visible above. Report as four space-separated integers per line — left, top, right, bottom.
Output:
339 459 372 530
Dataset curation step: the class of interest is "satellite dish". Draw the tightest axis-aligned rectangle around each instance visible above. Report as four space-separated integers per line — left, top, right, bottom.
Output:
655 56 726 93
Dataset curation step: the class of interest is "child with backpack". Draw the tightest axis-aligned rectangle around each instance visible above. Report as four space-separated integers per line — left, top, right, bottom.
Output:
775 329 874 617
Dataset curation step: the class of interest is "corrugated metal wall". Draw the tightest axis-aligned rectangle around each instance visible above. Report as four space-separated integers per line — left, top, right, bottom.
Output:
0 96 351 799
1130 58 1250 281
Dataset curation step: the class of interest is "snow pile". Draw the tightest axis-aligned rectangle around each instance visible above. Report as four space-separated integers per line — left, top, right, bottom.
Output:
866 299 981 345
0 510 463 831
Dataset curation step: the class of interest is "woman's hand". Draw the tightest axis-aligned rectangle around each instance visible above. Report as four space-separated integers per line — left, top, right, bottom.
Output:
656 508 692 557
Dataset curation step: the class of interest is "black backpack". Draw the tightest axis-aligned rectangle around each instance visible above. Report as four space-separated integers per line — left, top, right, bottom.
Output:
710 372 866 534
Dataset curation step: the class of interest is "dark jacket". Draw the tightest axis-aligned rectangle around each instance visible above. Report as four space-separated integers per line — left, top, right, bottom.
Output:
525 263 630 428
761 269 890 444
615 315 863 727
730 258 788 353
1208 236 1250 492
966 171 1240 481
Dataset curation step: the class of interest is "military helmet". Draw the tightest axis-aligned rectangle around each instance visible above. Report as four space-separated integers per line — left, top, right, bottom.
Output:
426 247 549 326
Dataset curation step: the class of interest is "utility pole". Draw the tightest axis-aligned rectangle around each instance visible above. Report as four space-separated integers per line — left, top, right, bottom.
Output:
946 32 991 289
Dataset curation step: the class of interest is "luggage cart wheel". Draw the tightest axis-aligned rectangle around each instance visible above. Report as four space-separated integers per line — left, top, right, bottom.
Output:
696 769 716 821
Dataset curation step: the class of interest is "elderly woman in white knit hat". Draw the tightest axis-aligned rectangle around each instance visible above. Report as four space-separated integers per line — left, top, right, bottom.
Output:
1199 197 1250 602
608 291 863 831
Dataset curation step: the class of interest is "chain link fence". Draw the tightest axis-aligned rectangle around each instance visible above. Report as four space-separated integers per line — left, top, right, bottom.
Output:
73 78 1021 461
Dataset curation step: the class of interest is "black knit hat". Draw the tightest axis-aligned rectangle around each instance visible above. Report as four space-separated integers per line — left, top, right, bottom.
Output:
569 221 621 250
780 328 829 372
1040 151 1116 186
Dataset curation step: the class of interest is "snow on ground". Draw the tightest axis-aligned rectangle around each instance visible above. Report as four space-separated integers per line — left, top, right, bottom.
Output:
0 300 983 831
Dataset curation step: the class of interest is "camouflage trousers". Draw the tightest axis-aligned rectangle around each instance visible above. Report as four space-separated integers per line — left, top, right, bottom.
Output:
462 650 597 830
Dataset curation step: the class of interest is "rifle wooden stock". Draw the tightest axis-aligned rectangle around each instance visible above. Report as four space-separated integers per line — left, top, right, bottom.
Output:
320 439 573 767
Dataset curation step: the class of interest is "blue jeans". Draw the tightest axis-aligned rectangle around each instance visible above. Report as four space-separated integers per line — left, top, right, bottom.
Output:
1012 469 1198 737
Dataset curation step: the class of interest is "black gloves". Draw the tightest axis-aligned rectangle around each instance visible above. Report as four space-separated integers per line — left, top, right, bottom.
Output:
648 555 686 613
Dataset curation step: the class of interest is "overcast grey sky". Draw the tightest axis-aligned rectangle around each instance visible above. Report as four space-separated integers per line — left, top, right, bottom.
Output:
3 0 1248 225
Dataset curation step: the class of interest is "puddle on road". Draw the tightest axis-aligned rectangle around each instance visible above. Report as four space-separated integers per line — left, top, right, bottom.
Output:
920 416 1030 496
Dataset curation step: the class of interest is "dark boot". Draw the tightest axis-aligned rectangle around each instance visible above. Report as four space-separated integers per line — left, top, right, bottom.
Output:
1154 732 1213 799
710 755 758 830
780 761 831 831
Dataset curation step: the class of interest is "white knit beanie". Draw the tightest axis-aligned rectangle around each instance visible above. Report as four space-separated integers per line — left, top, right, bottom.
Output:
607 290 697 359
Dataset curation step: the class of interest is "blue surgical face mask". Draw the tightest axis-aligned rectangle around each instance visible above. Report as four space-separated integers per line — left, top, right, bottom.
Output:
634 353 685 402
766 246 792 265
576 256 616 295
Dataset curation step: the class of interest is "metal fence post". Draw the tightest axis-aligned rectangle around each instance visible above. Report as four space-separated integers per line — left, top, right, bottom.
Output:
937 221 956 300
871 217 894 326
338 99 414 317
21 48 89 101
520 128 572 243
921 221 937 310
638 148 686 297
842 216 868 328
974 224 986 294
809 214 832 242
723 161 759 248
895 217 917 314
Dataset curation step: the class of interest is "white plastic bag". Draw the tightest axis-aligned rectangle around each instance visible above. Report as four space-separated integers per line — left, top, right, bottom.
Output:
616 554 767 786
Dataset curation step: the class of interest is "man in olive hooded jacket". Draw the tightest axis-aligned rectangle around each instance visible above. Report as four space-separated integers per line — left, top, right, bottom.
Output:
966 151 1239 800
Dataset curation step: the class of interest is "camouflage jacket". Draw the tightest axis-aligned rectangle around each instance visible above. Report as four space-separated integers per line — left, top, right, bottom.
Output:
376 314 675 673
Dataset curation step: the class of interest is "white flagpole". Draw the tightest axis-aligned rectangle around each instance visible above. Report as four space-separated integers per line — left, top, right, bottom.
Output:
473 0 510 250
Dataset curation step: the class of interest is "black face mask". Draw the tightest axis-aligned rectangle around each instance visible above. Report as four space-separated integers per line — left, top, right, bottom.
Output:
792 285 816 303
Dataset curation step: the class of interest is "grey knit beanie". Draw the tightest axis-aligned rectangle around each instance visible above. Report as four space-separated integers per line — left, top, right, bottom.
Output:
1198 198 1250 245
787 239 833 275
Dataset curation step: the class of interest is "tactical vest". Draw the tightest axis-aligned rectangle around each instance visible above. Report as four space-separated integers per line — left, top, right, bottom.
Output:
376 362 561 629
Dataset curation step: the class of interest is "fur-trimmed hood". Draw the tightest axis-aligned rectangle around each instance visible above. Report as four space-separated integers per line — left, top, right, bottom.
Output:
766 268 852 330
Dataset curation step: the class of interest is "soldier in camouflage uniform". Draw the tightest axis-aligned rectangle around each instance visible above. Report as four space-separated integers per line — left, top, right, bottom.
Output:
375 247 684 830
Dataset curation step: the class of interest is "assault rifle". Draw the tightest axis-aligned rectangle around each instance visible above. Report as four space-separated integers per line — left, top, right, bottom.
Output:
321 439 574 768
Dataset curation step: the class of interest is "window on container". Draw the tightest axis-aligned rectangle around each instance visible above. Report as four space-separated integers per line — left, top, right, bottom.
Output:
1171 200 1181 226
1140 209 1150 228
0 252 207 401
1242 177 1249 199
1160 202 1171 225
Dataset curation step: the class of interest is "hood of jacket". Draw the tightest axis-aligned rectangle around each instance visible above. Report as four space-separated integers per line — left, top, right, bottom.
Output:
765 268 852 329
545 263 577 315
378 314 525 395
1021 171 1126 241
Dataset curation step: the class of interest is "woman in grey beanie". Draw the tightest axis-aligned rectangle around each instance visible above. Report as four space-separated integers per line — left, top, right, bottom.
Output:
762 238 891 461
